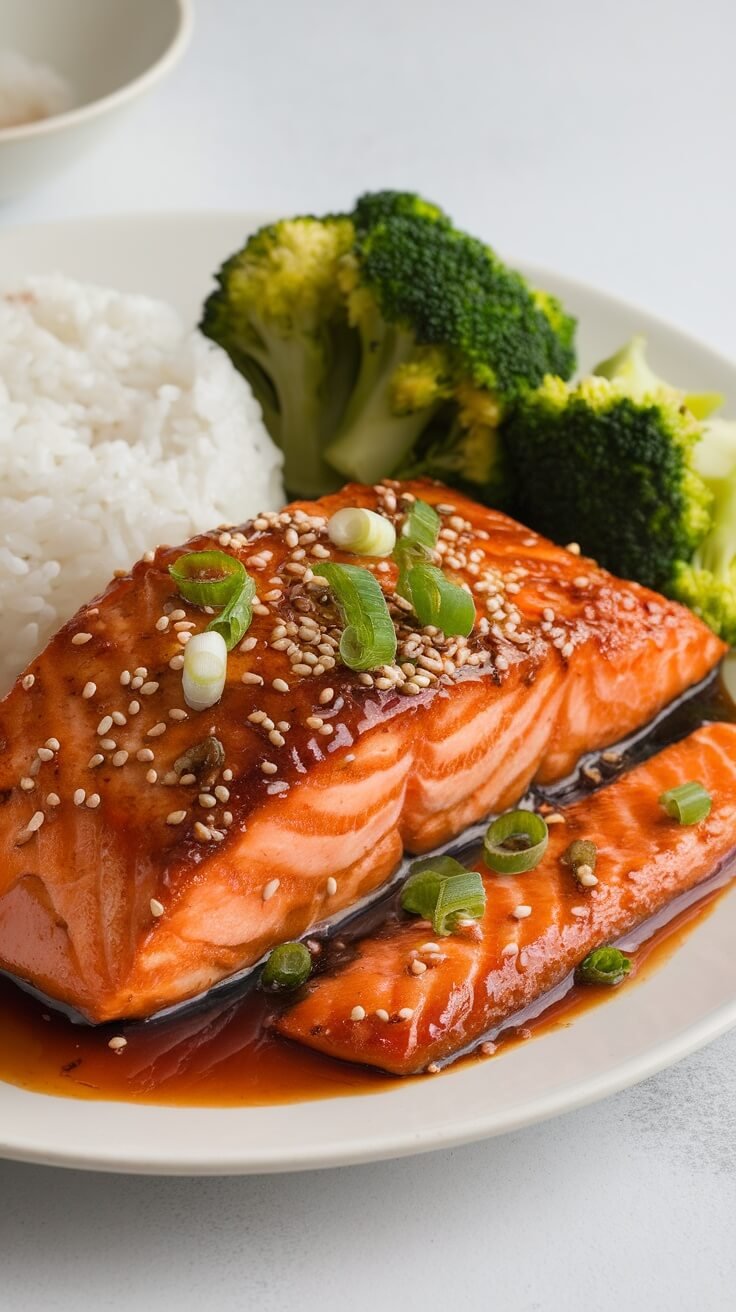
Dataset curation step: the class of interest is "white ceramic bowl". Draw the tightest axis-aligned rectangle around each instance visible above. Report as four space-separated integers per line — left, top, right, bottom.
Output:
0 0 192 200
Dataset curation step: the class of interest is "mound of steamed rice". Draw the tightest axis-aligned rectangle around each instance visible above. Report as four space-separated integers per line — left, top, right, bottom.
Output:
0 274 284 695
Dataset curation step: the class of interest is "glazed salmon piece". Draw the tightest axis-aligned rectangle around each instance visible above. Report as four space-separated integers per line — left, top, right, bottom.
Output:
277 724 736 1075
0 480 724 1022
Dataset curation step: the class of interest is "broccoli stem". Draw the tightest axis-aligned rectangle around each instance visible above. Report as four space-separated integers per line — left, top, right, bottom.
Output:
325 321 440 484
693 477 736 581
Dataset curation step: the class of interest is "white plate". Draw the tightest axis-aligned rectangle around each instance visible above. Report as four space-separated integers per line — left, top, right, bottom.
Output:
0 211 735 1176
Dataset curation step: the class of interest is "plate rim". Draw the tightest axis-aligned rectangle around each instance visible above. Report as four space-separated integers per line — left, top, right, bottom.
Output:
1 208 735 1175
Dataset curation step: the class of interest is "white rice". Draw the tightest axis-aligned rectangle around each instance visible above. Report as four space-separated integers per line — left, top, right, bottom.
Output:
0 50 72 130
0 275 284 694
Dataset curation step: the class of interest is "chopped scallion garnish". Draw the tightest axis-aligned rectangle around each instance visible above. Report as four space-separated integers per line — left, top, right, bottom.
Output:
182 631 228 712
327 507 396 557
314 562 397 671
400 857 486 936
170 549 256 651
658 781 712 825
484 810 549 874
261 941 312 990
169 550 246 607
577 946 631 986
393 500 476 637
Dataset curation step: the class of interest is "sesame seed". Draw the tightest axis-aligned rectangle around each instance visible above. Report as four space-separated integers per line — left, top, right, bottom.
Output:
512 905 532 919
46 792 60 807
99 738 116 751
97 715 113 735
112 750 128 767
174 621 196 632
571 905 588 917
86 793 100 809
223 768 233 782
480 1041 497 1056
223 811 233 826
545 812 566 825
398 1007 414 1021
272 678 290 693
136 748 155 763
166 810 187 825
292 663 312 676
169 655 185 671
542 607 555 622
73 789 86 806
150 898 165 917
82 681 96 699
501 943 520 958
326 876 337 896
193 821 212 842
120 671 131 686
375 1009 390 1022
411 959 427 975
318 687 335 705
146 769 158 784
262 878 280 901
141 681 159 696
72 632 92 646
108 1036 127 1052
22 674 35 690
561 642 574 660
177 632 192 646
27 810 44 833
155 616 170 632
350 1006 366 1022
318 724 333 736
112 711 127 726
566 542 581 556
260 761 278 775
577 866 599 888
199 793 216 808
306 715 323 730
169 612 185 624
169 708 188 721
242 672 264 685
147 723 167 738
36 747 54 762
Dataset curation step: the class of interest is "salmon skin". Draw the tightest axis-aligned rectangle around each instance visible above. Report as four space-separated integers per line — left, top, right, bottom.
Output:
277 723 736 1075
0 480 724 1023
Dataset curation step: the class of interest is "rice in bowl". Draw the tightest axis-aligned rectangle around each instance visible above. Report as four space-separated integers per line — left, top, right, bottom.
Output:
0 274 283 694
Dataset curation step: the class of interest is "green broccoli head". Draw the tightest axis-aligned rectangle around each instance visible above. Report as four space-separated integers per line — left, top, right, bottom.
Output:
352 190 449 233
201 215 357 496
324 205 577 487
506 373 712 590
670 418 736 642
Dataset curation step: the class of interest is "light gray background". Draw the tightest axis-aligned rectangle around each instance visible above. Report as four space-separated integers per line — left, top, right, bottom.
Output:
1 1 735 1308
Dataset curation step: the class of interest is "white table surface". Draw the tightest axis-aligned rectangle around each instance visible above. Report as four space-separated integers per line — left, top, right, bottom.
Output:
1 0 735 1307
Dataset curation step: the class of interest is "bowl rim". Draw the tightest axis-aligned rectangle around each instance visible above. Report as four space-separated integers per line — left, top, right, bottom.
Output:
0 0 193 144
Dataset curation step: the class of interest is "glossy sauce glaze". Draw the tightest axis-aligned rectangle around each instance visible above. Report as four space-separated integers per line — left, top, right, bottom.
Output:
0 670 733 1106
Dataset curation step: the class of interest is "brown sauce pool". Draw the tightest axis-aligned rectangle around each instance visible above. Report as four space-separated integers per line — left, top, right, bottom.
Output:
0 671 733 1107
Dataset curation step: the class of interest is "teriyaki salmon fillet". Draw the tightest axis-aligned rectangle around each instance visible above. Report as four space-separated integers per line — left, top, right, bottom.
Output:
277 723 736 1074
0 480 724 1022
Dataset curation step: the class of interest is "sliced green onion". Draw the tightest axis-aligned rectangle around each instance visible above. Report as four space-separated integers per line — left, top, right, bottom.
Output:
401 499 440 550
577 946 631 987
484 810 549 874
169 550 245 607
406 563 475 637
261 941 312 990
658 781 712 825
206 571 256 650
562 839 598 886
182 631 228 712
400 858 486 936
314 562 397 671
432 871 486 936
327 507 396 557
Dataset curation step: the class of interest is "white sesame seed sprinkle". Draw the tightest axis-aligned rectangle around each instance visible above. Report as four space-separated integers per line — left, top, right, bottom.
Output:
147 722 167 738
37 747 54 762
242 672 264 685
112 750 128 767
86 793 100 809
108 1036 127 1052
150 898 165 917
166 810 187 825
73 789 86 806
262 878 280 901
260 761 278 775
72 632 93 646
272 678 290 693
169 655 185 671
198 793 216 808
375 1009 390 1022
571 905 588 917
398 1007 414 1021
99 738 116 751
155 616 170 632
97 716 113 735
136 748 155 762
326 876 337 896
223 768 233 782
512 905 532 919
82 681 96 699
120 670 131 686
146 769 158 784
501 943 520 958
22 674 35 690
351 1006 366 1022
88 753 104 769
46 792 61 807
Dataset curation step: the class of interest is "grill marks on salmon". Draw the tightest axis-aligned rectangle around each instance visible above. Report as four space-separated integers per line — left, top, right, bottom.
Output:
0 480 725 1022
277 724 736 1075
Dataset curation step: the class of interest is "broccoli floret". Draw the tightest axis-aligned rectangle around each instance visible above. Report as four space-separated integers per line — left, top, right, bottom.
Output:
323 199 576 488
671 418 736 642
201 215 357 497
505 336 736 642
